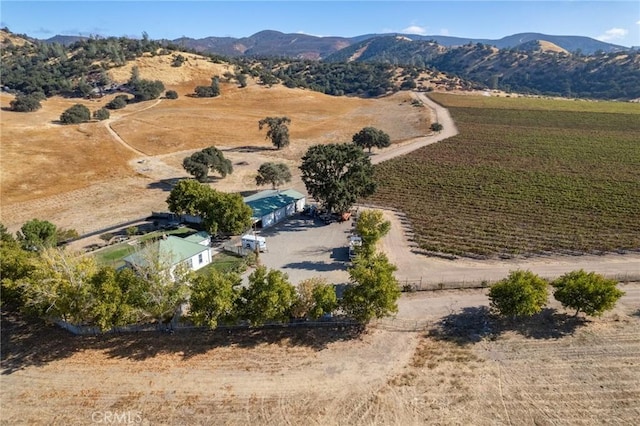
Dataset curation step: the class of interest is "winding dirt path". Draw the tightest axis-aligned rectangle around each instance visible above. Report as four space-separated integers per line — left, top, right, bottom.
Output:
102 98 163 156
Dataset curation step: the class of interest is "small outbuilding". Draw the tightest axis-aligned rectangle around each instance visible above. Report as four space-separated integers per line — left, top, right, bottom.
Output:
244 189 306 229
123 235 212 275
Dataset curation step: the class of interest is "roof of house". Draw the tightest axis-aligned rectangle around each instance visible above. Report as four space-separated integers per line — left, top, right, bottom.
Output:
123 235 208 268
183 231 210 244
244 189 306 219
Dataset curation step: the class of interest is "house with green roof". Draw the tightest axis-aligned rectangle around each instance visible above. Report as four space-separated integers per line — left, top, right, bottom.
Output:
243 189 306 228
123 234 212 275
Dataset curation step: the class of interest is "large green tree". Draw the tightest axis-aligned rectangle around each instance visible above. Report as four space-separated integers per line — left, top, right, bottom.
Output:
10 93 42 112
182 146 233 182
300 143 377 214
60 104 91 124
241 266 296 326
166 181 252 235
342 252 401 323
488 270 548 318
255 162 292 189
188 269 240 328
259 116 291 149
17 219 58 250
352 127 391 153
552 270 625 317
130 78 165 102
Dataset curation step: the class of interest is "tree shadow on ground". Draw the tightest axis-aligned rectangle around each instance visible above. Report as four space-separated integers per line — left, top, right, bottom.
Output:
281 260 347 273
224 146 274 153
427 306 588 346
1 309 364 371
146 178 183 191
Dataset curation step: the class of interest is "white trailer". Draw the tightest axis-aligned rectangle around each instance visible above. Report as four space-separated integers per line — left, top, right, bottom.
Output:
241 234 267 252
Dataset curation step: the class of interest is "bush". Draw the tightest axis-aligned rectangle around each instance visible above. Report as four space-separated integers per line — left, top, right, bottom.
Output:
130 79 165 102
488 270 548 318
60 104 90 124
106 95 129 110
93 107 110 121
165 90 178 99
430 122 443 132
10 94 42 112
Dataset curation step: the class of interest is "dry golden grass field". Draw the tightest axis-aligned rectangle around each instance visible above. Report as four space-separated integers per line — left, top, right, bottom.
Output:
2 284 639 425
0 59 429 236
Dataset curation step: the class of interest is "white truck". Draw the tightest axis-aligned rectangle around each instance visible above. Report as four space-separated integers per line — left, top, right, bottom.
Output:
241 234 267 252
348 235 362 260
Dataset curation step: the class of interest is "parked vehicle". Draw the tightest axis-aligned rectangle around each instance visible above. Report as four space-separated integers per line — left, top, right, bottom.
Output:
241 234 267 252
348 235 362 260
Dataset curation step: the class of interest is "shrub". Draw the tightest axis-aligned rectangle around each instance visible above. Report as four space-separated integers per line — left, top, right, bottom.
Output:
10 94 42 112
60 104 90 124
165 90 178 99
93 107 110 121
106 95 128 110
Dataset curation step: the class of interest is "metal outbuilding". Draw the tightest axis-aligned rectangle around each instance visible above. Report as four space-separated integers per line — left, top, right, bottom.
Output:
244 189 306 228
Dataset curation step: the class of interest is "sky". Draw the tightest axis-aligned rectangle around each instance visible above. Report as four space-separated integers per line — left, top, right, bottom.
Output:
1 1 639 47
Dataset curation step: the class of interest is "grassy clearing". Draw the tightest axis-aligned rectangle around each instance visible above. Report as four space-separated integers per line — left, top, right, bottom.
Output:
197 252 246 275
370 94 640 257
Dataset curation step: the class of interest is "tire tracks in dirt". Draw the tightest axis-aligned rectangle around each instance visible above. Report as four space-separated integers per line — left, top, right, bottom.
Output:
102 98 163 157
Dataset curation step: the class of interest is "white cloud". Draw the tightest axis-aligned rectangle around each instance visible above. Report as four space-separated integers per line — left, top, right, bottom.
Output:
596 27 628 42
440 29 450 36
401 25 428 35
636 20 640 25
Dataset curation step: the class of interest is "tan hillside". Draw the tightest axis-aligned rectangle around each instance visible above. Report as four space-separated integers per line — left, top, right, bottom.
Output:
538 40 569 54
0 29 33 48
108 52 235 85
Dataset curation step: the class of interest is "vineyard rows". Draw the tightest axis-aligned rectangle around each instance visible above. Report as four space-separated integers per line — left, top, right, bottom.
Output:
370 95 640 258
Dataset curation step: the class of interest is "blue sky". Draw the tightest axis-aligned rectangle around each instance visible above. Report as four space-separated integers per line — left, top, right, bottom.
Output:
2 1 639 47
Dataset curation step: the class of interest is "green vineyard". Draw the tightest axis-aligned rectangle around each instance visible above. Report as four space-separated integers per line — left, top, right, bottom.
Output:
369 94 640 258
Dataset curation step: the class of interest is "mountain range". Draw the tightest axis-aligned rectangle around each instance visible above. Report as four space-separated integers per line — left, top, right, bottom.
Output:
43 30 630 59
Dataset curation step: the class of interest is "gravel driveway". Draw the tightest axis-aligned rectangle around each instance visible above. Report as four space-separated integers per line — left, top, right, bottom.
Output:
254 214 356 285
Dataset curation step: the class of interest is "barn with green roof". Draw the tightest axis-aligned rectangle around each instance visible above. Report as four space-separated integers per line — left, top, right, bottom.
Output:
243 189 306 228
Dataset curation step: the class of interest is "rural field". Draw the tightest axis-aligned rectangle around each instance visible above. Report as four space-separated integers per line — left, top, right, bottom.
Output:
2 284 639 424
370 94 640 258
0 55 429 236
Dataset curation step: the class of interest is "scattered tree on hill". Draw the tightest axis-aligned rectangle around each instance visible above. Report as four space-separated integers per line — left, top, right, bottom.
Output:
188 269 240 328
194 76 221 98
106 94 129 109
236 73 248 88
241 266 297 326
182 146 233 182
552 270 625 317
60 104 91 124
488 270 548 318
291 277 338 320
255 162 292 189
342 251 401 323
93 107 110 121
165 90 178 99
171 54 186 67
430 122 443 132
352 127 391 153
17 219 58 250
300 143 376 214
355 210 391 258
258 116 291 149
10 93 43 112
130 78 165 102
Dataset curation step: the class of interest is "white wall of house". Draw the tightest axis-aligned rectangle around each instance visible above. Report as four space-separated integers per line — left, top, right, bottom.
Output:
186 248 212 271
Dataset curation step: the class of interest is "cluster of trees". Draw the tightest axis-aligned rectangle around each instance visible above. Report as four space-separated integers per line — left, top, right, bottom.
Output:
488 269 625 319
194 77 221 98
166 180 252 236
182 146 233 182
1 209 401 330
58 103 110 124
10 93 44 112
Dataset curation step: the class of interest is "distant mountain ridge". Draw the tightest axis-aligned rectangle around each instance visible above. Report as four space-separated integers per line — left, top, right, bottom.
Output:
42 30 629 57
